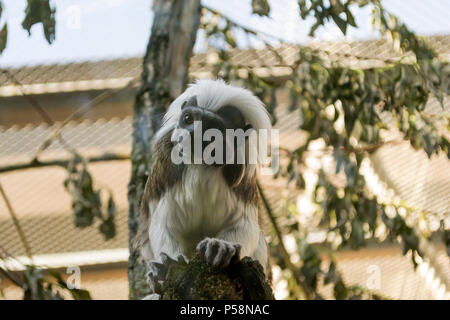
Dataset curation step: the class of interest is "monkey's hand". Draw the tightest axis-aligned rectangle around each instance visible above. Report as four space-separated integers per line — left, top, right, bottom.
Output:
146 252 188 296
196 238 241 268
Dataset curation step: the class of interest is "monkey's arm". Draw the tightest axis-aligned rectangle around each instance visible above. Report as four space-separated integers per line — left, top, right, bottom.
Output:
196 211 262 269
216 214 260 257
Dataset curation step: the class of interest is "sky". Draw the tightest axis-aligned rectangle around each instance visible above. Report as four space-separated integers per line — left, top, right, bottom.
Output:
0 0 449 67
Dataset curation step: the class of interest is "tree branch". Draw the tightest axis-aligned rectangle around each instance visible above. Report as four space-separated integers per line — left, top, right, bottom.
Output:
1 69 138 161
31 77 138 160
0 153 130 174
1 69 74 155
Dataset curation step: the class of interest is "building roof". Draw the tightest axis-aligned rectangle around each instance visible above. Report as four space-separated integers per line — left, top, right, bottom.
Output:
1 35 449 96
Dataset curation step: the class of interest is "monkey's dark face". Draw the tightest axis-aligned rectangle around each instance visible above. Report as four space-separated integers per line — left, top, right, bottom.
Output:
173 96 251 166
179 106 227 136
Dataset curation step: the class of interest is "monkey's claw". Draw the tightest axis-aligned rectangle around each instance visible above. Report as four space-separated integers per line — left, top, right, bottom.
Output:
146 252 187 293
146 269 162 293
196 238 241 268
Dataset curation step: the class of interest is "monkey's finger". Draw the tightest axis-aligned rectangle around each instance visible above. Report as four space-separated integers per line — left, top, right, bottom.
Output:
212 243 231 267
149 261 167 280
215 245 235 268
233 244 242 259
160 252 176 266
230 244 241 263
176 254 188 264
149 261 164 274
205 240 217 264
196 238 209 257
206 239 224 265
146 271 161 293
195 240 204 253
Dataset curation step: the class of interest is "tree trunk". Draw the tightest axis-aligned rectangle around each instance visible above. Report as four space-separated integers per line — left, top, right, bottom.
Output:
127 0 201 300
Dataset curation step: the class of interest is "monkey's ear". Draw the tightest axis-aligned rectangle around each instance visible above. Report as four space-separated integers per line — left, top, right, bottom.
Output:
182 95 198 109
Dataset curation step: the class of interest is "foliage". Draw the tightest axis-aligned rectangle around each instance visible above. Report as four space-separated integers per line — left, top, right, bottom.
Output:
298 0 359 36
0 0 118 300
0 264 91 300
0 1 7 54
22 0 55 44
201 0 449 299
0 0 55 55
64 154 117 240
0 0 114 238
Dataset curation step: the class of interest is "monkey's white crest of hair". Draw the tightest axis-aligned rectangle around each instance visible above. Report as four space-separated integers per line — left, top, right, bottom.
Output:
155 79 272 163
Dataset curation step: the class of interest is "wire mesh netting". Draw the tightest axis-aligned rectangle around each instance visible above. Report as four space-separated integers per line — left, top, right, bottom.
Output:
1 0 450 300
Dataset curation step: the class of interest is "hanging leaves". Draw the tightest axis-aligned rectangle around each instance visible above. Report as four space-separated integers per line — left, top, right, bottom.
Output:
98 194 117 240
298 239 322 292
22 0 56 44
0 264 92 300
298 0 359 36
0 23 6 54
0 1 6 54
381 207 422 267
64 154 117 240
201 3 449 299
371 2 436 60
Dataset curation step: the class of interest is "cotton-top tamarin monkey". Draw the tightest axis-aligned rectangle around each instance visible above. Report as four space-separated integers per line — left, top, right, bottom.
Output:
134 79 272 298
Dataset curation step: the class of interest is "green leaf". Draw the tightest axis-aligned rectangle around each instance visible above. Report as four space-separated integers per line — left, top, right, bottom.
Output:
99 216 116 240
324 261 339 285
331 14 348 35
252 0 270 17
346 8 357 27
333 279 348 300
299 240 322 290
350 219 365 249
21 0 56 44
0 23 6 53
70 288 92 300
107 194 116 217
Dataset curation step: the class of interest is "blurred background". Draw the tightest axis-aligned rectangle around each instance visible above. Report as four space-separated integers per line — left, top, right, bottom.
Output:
0 0 449 300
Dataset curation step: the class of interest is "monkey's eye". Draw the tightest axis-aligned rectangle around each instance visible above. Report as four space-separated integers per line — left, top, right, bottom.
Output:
183 113 194 125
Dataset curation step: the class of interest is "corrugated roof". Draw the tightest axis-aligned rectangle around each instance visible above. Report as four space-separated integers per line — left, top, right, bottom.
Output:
1 35 449 96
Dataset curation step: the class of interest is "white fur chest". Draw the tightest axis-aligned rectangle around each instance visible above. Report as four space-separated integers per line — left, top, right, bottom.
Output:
152 166 242 255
